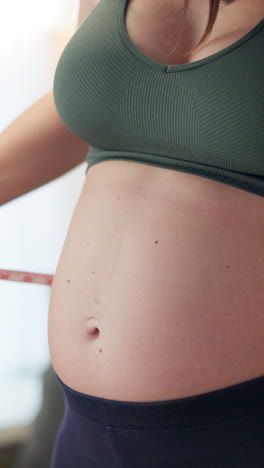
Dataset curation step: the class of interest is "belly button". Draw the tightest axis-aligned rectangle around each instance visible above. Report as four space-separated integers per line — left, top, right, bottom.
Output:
88 326 100 338
85 317 101 338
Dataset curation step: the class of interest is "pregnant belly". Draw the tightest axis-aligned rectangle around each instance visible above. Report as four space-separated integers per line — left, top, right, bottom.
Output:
48 161 264 401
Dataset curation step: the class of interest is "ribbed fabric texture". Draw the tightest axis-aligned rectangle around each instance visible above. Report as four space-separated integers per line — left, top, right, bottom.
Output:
53 0 264 197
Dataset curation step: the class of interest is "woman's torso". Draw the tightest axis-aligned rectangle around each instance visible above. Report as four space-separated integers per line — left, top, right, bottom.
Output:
48 0 264 401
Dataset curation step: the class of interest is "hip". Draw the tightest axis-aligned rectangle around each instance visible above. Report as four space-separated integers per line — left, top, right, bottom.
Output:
51 373 264 468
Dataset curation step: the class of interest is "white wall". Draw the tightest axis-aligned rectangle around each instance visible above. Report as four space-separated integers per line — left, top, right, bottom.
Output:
0 0 86 429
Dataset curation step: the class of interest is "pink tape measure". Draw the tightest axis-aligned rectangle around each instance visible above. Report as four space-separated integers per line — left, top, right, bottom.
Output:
0 269 53 286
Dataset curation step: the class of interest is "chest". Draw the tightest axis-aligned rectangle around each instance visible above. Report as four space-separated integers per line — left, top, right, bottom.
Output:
124 0 262 65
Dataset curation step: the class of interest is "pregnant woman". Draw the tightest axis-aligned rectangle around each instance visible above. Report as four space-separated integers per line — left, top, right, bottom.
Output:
2 0 264 466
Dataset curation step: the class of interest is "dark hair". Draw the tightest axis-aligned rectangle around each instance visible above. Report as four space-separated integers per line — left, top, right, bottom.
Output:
169 0 237 58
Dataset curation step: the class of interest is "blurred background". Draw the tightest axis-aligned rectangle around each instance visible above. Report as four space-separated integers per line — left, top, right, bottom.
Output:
0 0 86 466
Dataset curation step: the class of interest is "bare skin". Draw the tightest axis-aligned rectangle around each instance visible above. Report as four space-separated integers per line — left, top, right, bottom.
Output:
48 0 264 401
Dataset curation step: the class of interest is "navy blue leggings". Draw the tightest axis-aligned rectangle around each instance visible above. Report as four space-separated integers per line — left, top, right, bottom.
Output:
51 374 264 467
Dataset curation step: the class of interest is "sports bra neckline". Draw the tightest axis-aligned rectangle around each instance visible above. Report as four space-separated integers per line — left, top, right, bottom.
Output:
117 0 264 73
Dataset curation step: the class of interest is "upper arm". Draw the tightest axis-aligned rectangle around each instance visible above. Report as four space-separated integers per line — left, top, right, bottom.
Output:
76 0 101 29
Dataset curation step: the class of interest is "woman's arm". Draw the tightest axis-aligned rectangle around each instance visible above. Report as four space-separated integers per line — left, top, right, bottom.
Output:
0 92 89 206
0 0 100 206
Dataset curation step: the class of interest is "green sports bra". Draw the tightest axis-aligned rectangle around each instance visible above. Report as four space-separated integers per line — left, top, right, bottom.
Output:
53 0 264 197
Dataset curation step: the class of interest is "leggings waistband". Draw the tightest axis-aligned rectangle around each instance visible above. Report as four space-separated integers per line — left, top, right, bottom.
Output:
56 374 264 430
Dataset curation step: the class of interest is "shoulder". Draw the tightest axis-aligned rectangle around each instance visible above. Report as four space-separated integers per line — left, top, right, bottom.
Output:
77 0 102 28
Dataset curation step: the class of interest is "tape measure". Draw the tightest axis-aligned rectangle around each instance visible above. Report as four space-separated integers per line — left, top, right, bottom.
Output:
0 269 53 286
